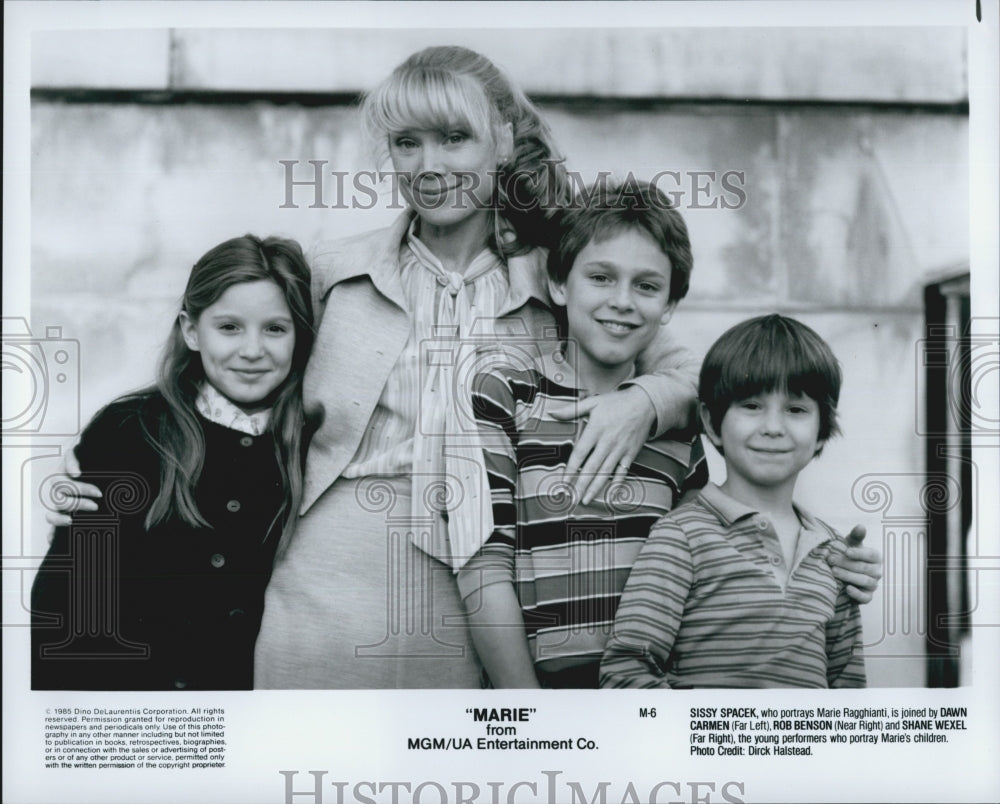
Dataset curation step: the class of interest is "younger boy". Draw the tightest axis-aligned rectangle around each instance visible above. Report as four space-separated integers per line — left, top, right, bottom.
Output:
458 181 707 688
600 314 866 688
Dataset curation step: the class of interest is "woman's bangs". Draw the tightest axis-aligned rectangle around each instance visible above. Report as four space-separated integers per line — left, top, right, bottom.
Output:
372 70 494 139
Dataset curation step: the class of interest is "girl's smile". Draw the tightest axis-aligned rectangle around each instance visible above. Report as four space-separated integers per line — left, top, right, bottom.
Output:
180 279 295 413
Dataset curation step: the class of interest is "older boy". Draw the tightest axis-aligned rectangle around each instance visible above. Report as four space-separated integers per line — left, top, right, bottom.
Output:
458 181 707 688
601 314 866 688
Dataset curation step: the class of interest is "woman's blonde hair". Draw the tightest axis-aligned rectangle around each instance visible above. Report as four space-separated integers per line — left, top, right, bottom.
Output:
361 45 571 254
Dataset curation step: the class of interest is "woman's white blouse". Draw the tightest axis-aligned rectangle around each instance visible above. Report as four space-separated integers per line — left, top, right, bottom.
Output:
342 225 508 480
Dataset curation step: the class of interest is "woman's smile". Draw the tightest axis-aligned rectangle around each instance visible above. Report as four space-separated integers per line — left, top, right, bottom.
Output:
230 367 272 379
389 128 501 231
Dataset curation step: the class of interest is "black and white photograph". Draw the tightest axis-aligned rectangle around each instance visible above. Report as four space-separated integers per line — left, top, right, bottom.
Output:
4 1 999 803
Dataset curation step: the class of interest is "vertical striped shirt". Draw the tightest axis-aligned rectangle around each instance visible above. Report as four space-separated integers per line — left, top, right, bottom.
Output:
342 223 509 480
600 483 866 688
458 355 707 673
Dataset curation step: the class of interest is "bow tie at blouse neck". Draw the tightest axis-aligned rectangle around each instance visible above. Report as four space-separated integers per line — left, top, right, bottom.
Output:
405 222 503 571
405 225 503 296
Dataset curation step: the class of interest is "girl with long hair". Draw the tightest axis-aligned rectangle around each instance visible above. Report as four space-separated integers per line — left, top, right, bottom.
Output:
31 234 313 690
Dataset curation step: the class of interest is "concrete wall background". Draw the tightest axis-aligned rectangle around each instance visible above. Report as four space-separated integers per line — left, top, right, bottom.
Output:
25 27 970 687
32 27 966 100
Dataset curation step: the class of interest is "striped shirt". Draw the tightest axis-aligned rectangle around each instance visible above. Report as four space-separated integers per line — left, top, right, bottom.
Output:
600 483 866 688
458 355 707 673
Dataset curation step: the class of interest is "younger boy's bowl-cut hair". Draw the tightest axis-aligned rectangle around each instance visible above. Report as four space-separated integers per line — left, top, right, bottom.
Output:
700 314 843 446
548 179 693 304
